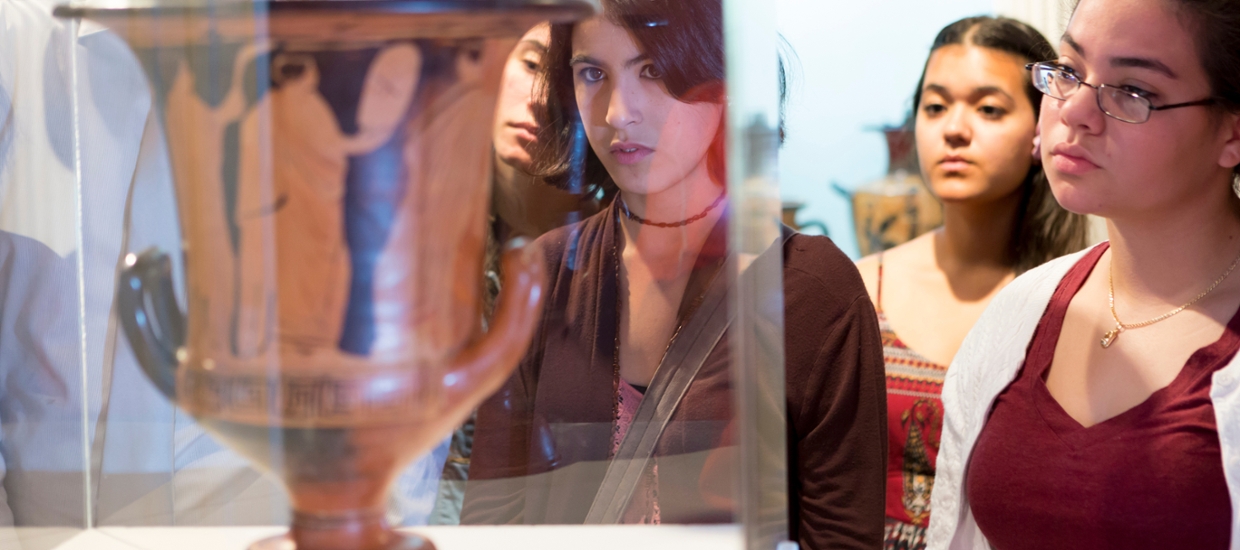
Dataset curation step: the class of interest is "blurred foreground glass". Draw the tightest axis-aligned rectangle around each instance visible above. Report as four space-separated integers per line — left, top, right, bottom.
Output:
460 0 795 547
52 1 591 548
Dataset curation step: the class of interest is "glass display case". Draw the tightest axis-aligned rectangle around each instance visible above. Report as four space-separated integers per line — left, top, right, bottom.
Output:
0 0 836 548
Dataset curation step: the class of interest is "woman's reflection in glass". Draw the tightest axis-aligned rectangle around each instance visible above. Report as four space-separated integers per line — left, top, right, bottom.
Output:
423 23 605 526
463 2 888 548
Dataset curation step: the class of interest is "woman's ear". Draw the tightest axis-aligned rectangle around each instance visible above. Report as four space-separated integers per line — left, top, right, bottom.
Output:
1219 110 1240 170
1031 122 1042 166
706 102 729 186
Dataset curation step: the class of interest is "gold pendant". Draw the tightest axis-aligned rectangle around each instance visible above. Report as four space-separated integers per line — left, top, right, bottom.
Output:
1100 327 1120 348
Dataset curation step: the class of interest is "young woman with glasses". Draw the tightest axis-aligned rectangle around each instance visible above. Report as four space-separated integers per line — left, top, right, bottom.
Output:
929 0 1240 548
853 16 1088 550
460 0 888 547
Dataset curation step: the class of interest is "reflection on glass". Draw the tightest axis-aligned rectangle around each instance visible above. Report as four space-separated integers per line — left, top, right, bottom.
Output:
463 1 888 548
428 21 607 526
0 3 88 548
59 2 591 549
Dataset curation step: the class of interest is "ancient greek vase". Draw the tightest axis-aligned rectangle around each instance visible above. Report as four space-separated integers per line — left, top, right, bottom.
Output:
54 1 591 548
844 125 943 256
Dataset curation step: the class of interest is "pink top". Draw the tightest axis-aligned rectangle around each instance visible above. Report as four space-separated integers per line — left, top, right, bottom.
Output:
612 380 661 524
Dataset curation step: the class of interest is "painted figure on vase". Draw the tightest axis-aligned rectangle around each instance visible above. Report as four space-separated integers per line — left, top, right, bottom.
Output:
845 124 944 257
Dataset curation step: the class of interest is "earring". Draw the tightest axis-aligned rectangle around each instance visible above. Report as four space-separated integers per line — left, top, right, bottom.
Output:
1234 173 1240 199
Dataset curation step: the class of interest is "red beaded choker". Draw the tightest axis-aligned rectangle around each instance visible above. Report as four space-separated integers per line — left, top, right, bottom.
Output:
618 193 727 228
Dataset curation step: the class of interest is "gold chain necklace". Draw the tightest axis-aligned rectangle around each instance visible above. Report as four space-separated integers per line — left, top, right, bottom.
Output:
1101 250 1240 348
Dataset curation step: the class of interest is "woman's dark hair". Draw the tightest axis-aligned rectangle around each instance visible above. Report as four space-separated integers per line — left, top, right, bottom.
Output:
913 16 1090 272
1148 0 1240 180
529 0 725 198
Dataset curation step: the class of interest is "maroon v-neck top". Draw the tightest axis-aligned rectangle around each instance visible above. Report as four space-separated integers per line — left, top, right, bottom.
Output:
966 243 1236 550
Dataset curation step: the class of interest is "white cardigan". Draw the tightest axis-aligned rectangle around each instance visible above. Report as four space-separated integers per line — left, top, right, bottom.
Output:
926 244 1240 549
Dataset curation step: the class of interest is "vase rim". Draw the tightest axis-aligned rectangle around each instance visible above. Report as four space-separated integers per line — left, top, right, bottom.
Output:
57 0 592 15
54 0 593 43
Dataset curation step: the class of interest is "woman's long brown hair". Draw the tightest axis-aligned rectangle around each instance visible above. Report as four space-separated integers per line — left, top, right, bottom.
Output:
913 16 1090 272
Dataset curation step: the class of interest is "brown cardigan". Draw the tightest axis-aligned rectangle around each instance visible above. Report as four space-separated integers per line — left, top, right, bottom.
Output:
461 203 886 550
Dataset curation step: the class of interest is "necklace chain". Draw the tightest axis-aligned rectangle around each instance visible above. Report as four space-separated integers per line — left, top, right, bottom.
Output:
619 192 726 228
1101 248 1240 348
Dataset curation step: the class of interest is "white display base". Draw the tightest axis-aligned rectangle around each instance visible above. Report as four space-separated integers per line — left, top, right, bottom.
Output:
49 525 743 550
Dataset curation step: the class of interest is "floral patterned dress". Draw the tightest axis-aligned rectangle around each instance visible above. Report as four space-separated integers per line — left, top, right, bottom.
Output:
876 257 946 550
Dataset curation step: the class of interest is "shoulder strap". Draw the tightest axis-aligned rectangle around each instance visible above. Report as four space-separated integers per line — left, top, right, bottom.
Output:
876 252 885 313
584 229 794 524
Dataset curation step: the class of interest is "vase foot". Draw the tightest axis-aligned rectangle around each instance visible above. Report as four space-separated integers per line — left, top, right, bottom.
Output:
249 531 437 550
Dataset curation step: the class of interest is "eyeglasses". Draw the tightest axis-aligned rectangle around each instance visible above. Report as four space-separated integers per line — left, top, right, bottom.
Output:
1026 62 1217 124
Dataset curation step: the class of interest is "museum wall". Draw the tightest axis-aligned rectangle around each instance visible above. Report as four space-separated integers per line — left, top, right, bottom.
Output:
777 0 1074 258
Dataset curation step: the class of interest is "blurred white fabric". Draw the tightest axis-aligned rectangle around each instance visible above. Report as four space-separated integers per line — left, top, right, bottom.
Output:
0 0 76 259
0 0 448 532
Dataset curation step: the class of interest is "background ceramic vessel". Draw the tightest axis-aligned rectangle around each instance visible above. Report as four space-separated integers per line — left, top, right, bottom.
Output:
834 126 943 256
55 1 592 548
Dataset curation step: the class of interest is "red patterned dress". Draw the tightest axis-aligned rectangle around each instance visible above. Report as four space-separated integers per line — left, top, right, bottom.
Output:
875 257 946 550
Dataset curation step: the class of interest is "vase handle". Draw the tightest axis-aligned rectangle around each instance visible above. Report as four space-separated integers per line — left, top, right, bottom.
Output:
442 238 545 410
117 248 186 400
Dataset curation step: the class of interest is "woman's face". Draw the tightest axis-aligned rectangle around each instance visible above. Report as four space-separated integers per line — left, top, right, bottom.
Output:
916 44 1038 205
1042 0 1240 219
570 17 723 196
493 24 551 172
